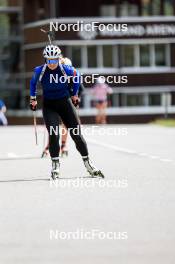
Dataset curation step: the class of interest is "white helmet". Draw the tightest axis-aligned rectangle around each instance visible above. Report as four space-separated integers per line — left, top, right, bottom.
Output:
97 76 105 84
61 57 72 66
43 45 61 59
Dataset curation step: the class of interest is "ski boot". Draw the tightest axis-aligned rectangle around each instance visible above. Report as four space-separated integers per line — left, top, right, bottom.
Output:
83 157 105 178
41 147 49 158
51 158 60 180
60 143 68 157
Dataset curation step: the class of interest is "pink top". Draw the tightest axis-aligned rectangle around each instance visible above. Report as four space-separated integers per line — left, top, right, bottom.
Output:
91 83 113 101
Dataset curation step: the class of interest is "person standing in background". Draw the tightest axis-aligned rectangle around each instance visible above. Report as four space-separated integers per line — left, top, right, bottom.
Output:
0 99 8 126
91 77 113 124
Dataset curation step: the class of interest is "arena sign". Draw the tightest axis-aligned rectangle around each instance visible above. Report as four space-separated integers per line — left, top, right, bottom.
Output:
78 23 175 40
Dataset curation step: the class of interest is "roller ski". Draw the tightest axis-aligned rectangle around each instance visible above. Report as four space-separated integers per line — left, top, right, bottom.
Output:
83 157 105 178
51 159 60 180
60 142 68 157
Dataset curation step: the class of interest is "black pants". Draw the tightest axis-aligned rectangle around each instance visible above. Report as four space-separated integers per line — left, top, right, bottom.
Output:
43 97 88 158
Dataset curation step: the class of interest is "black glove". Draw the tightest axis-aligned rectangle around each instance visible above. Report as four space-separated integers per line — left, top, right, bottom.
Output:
71 96 80 108
30 97 37 111
73 99 80 107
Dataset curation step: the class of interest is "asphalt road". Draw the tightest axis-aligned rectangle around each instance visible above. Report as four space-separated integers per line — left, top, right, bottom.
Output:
0 124 175 264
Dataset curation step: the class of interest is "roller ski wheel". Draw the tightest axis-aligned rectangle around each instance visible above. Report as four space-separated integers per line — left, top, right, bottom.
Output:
51 171 59 180
89 170 105 178
51 159 60 180
83 158 105 178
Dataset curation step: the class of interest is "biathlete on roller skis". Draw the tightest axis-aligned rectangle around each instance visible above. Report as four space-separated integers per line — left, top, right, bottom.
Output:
30 44 104 180
41 56 84 158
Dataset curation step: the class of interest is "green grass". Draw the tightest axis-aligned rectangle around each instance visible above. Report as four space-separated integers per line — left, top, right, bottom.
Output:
152 118 175 127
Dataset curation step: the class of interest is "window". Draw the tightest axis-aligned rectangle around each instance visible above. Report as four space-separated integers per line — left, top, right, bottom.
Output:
140 45 150 66
120 45 134 67
149 94 161 106
119 44 168 68
111 93 119 107
0 12 21 38
152 0 161 15
0 0 8 6
68 44 169 70
141 0 152 16
155 45 166 66
103 45 113 67
71 46 81 68
117 0 174 16
0 8 23 109
87 46 97 68
119 1 139 17
126 94 144 106
171 92 175 105
164 0 174 15
100 5 116 17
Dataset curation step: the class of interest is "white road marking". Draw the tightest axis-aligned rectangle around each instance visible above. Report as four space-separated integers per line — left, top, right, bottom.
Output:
1 139 174 164
7 152 19 158
149 155 160 159
159 158 172 163
138 153 147 157
87 138 174 164
0 153 40 160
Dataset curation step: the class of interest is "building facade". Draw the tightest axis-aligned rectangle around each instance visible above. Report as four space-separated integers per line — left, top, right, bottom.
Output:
1 0 175 123
0 0 24 109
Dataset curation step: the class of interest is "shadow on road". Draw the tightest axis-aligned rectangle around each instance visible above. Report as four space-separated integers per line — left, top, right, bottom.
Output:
0 176 95 183
0 178 49 183
0 156 41 161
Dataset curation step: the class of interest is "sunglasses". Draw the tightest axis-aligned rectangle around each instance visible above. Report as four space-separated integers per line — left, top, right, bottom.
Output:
47 59 59 64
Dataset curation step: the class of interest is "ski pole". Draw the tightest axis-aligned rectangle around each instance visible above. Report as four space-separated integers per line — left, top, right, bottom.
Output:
42 124 46 150
33 111 38 145
40 28 54 45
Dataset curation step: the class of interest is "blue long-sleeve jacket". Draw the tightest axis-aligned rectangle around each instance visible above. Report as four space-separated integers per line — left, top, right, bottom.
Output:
30 63 80 100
